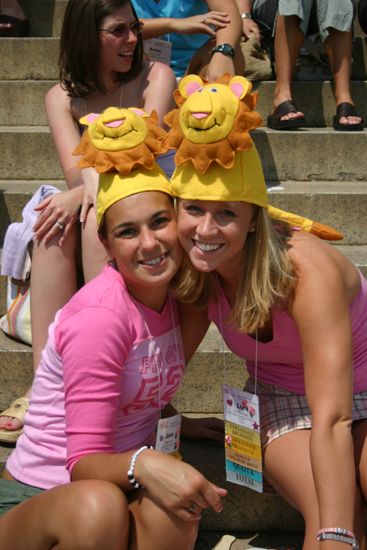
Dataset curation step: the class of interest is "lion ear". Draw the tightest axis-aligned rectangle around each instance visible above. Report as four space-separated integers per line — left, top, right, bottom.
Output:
229 76 252 99
129 107 148 117
79 112 99 126
178 74 204 98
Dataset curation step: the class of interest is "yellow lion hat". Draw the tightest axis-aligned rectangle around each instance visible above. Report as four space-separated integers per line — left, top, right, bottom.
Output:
74 107 171 228
166 74 342 241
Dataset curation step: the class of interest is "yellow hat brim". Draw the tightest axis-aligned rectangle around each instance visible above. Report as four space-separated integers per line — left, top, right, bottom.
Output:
97 165 172 228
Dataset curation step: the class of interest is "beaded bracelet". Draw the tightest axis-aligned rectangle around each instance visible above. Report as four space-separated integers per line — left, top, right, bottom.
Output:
317 528 356 539
127 445 154 490
317 532 359 549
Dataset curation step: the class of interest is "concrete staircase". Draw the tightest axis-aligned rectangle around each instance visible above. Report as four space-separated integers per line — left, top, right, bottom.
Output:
0 1 366 547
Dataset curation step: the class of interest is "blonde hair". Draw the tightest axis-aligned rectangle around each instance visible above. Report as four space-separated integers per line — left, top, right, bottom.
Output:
174 208 296 333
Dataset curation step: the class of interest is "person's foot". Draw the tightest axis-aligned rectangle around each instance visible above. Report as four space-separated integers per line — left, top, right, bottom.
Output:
273 94 305 123
333 102 364 131
267 99 306 130
0 397 29 442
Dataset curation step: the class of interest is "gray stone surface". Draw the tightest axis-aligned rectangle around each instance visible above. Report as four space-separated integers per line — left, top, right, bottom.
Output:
181 439 304 532
252 128 367 182
0 39 59 80
0 81 55 126
255 80 367 127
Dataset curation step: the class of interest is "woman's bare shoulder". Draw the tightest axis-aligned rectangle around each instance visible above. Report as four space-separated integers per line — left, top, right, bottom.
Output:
288 230 360 300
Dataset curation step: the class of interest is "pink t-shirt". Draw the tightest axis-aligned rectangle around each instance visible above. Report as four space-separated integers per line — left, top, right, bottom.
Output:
208 272 367 395
7 265 184 489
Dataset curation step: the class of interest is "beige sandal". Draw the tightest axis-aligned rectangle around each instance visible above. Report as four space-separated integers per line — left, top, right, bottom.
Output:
0 396 29 443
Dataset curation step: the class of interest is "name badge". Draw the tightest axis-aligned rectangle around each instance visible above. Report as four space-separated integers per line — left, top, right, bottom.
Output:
223 384 263 493
155 413 181 454
144 38 172 65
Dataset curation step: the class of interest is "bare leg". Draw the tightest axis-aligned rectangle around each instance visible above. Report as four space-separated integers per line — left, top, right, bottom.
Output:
264 428 366 550
0 228 78 431
0 479 129 550
129 491 199 550
0 0 26 19
352 420 367 550
273 15 305 121
324 28 362 127
263 430 320 550
81 209 108 283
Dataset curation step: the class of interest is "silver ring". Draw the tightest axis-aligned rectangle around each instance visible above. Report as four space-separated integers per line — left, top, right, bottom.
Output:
54 221 65 231
201 16 207 23
187 503 197 513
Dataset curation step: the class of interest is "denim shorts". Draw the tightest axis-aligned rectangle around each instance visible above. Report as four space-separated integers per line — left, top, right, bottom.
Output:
0 478 43 517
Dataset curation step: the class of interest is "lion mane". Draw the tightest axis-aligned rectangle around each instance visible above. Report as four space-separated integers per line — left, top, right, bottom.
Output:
74 110 167 175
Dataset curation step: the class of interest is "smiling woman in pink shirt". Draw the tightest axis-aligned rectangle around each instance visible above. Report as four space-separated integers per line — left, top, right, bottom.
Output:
0 110 226 550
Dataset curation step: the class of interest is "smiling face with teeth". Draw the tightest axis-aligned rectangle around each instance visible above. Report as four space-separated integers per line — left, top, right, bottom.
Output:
101 191 182 311
177 199 254 281
99 4 139 78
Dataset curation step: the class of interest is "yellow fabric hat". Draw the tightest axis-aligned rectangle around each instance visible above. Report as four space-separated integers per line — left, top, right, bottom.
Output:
171 146 268 207
73 106 171 228
96 165 172 228
166 75 342 240
166 74 267 206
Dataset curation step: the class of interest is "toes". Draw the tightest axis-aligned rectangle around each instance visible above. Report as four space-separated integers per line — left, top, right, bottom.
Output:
0 416 23 431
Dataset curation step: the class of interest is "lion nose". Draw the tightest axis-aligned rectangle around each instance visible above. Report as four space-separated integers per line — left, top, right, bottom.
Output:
104 118 126 128
191 112 210 119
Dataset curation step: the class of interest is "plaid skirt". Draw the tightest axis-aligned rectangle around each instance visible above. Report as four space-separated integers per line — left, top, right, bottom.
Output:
244 377 367 449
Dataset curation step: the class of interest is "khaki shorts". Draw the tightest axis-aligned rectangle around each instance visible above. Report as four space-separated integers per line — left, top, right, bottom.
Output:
253 0 355 41
0 478 43 517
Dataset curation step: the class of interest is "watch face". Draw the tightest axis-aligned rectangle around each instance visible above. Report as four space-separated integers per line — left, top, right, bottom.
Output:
213 43 234 57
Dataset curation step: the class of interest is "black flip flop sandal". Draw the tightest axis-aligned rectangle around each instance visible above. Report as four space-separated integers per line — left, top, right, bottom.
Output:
267 100 306 130
333 102 364 131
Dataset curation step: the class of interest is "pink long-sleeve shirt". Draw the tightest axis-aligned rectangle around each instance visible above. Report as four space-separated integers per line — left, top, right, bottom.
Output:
7 265 184 489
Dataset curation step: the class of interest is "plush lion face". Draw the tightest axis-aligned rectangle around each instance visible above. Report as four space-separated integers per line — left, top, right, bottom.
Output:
164 74 263 173
74 107 167 174
80 107 148 152
178 75 251 144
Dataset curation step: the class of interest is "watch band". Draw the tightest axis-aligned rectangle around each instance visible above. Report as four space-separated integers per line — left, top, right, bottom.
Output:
241 12 253 19
210 43 235 59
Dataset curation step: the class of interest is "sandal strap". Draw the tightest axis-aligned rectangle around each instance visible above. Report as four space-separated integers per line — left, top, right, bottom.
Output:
272 100 300 117
336 102 358 118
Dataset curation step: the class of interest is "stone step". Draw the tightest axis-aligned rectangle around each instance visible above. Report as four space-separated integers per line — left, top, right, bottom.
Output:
255 80 367 128
0 181 65 245
1 34 367 81
0 179 366 245
1 79 367 127
1 125 367 182
20 0 66 38
0 39 59 80
0 81 55 126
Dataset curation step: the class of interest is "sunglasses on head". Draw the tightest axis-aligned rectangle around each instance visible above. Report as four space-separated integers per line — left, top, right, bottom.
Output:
99 20 143 38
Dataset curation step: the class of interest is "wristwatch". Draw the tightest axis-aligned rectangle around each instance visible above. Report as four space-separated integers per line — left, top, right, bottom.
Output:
241 12 253 19
211 43 235 59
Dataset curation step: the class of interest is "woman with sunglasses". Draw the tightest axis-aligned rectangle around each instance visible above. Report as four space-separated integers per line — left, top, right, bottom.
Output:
0 0 178 441
0 112 226 549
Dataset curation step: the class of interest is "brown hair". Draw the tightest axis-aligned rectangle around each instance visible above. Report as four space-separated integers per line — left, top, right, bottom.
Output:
59 0 144 97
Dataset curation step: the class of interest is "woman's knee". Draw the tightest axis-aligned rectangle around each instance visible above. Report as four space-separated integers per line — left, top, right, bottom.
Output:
64 480 129 549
